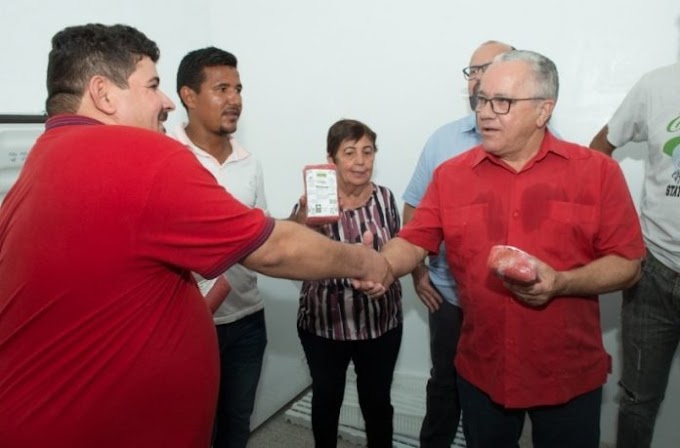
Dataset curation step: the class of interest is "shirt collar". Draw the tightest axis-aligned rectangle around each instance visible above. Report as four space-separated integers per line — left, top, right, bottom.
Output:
469 130 567 169
45 114 103 131
173 122 250 164
462 113 477 135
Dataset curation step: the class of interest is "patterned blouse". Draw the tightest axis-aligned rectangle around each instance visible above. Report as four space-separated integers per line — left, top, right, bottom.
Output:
297 183 403 341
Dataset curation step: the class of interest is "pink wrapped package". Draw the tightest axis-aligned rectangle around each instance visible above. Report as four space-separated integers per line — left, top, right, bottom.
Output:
487 245 539 285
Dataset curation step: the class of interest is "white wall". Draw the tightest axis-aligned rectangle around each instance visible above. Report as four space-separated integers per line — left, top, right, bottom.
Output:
208 2 680 445
2 1 680 446
0 0 214 113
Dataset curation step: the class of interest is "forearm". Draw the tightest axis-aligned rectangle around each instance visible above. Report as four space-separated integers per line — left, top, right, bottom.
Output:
203 276 231 313
402 203 416 225
402 203 427 270
553 254 641 297
241 220 376 281
381 237 428 278
589 125 616 156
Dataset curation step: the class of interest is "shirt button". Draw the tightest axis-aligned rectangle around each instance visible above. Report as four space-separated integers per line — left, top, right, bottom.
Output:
513 210 519 219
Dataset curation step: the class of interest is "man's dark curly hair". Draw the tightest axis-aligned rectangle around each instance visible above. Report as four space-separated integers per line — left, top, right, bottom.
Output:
45 23 160 115
176 47 238 109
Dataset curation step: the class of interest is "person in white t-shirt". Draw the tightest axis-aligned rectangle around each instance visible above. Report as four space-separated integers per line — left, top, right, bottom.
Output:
590 62 680 448
174 47 268 448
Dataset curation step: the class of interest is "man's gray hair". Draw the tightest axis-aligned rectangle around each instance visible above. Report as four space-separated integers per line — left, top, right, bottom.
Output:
495 50 559 100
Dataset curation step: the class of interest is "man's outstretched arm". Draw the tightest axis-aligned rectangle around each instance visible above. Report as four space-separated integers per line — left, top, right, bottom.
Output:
241 220 393 291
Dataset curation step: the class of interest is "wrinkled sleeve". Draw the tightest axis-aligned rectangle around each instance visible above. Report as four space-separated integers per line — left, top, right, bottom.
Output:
399 165 445 254
137 150 274 279
595 157 645 259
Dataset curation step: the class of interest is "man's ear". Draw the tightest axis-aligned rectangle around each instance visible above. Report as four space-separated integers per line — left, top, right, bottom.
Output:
326 154 334 164
87 75 116 115
179 86 197 109
536 100 556 128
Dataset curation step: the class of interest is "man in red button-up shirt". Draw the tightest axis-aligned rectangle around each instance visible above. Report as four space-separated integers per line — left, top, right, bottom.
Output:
0 24 392 448
382 50 645 448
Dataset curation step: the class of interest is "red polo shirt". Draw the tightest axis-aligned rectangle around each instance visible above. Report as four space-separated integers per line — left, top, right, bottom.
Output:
399 132 644 408
0 115 274 447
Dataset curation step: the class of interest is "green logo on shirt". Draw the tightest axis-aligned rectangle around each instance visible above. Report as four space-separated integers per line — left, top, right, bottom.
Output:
668 115 680 133
663 136 680 157
663 115 680 157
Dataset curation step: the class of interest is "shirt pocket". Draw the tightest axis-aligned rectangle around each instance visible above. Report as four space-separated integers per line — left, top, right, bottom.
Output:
441 203 489 274
543 201 597 265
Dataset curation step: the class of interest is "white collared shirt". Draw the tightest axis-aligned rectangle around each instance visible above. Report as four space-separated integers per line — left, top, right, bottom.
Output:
172 122 268 324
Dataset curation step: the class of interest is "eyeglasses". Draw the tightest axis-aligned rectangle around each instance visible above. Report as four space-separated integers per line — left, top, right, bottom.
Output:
462 62 492 80
474 95 547 115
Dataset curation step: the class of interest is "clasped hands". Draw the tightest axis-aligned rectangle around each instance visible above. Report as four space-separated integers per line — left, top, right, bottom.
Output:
349 231 396 299
291 196 394 299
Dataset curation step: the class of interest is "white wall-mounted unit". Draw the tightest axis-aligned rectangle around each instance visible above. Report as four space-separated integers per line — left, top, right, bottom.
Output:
0 115 45 202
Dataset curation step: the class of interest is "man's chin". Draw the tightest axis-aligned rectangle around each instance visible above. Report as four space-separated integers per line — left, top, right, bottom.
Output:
219 126 237 135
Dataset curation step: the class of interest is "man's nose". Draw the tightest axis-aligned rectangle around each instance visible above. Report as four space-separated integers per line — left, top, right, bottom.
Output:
161 90 176 111
476 100 495 119
227 90 242 105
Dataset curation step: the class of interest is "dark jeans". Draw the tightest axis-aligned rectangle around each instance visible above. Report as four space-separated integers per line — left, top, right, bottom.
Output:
420 297 463 448
212 309 267 448
298 325 403 448
458 376 602 448
617 252 680 448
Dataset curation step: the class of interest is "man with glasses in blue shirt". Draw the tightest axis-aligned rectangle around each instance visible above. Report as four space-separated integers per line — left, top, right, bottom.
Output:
402 40 513 448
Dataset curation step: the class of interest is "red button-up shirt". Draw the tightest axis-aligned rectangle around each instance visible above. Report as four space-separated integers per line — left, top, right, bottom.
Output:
400 132 645 408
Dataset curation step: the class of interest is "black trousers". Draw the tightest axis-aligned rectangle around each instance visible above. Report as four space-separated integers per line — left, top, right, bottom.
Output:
420 298 463 448
212 310 267 448
298 325 402 448
458 375 602 448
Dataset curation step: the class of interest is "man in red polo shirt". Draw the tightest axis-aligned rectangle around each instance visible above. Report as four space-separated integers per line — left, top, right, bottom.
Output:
382 50 645 448
0 24 389 448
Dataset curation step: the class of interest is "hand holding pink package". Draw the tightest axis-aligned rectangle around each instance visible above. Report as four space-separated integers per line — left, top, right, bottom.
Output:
487 245 539 285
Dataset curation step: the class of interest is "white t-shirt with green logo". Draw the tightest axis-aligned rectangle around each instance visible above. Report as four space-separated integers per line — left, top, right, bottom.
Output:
607 62 680 272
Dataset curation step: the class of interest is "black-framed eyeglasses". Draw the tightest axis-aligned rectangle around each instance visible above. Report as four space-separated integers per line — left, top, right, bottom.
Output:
462 62 492 80
474 95 547 115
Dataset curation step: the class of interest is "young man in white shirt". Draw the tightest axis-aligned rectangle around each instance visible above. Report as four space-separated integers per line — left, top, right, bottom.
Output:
174 47 268 448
